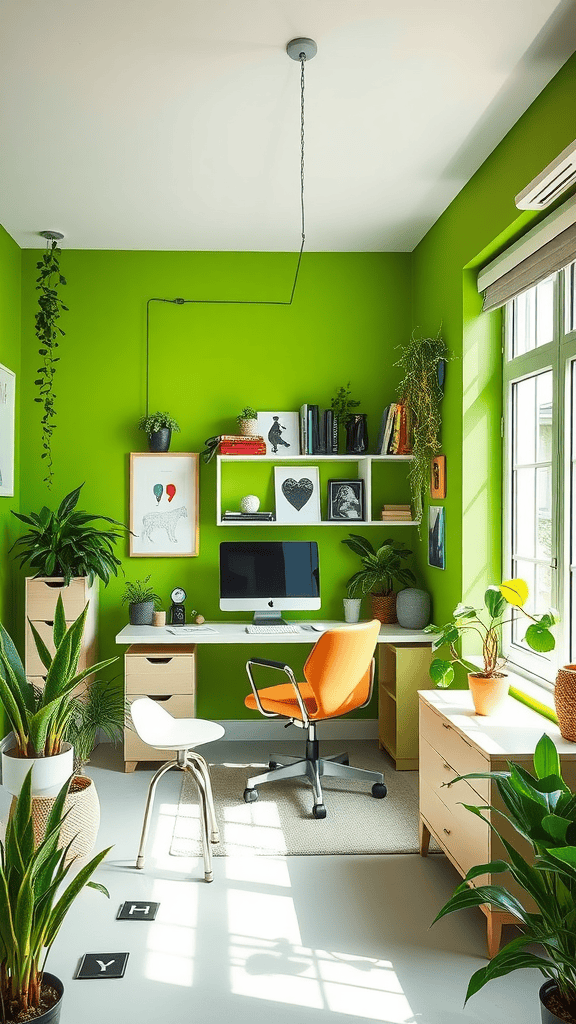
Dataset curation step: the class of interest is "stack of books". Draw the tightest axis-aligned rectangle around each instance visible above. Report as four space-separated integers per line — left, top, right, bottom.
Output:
222 510 275 522
381 504 413 522
219 435 266 456
300 405 338 454
374 404 412 455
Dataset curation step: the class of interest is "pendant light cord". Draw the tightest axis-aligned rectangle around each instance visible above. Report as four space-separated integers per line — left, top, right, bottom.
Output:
145 53 309 416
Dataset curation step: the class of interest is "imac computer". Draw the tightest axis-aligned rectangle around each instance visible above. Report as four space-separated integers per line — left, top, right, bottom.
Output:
219 541 320 624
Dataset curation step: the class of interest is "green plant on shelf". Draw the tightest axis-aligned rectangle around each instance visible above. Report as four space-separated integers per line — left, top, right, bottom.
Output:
342 533 415 597
237 406 257 423
138 411 181 436
330 382 360 425
121 576 161 607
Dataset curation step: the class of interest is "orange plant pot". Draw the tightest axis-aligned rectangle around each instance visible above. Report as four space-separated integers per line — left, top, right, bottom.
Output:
370 592 397 624
468 673 509 716
554 665 576 742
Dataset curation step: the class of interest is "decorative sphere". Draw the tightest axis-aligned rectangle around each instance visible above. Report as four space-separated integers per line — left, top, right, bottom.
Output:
240 494 260 514
195 614 205 624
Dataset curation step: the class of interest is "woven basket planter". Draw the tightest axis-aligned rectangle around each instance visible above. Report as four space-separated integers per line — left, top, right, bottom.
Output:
554 665 576 742
28 775 101 861
370 592 397 624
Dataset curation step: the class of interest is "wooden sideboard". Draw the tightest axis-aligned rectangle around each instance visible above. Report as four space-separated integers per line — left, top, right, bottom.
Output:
418 688 576 958
25 576 98 694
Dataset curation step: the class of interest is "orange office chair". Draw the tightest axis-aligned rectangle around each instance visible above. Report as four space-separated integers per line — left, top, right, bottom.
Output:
243 619 387 819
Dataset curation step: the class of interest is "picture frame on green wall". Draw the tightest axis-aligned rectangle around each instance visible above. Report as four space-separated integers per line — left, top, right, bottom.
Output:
0 362 15 497
428 505 445 569
129 452 199 557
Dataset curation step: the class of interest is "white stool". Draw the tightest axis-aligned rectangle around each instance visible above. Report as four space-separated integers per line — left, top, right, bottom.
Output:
130 697 224 882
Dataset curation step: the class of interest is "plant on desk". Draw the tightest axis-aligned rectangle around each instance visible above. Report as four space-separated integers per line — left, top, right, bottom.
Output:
342 533 415 625
122 576 161 626
433 733 576 1024
425 579 557 715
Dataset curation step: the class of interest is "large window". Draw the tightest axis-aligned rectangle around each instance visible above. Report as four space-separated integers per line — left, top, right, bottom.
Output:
503 262 576 684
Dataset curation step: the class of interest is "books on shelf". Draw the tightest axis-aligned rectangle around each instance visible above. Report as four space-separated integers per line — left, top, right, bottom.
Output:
376 404 413 455
299 406 338 454
381 503 412 521
219 435 266 456
222 510 275 521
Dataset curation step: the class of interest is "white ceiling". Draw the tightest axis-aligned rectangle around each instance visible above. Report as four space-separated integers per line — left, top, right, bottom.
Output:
1 0 575 252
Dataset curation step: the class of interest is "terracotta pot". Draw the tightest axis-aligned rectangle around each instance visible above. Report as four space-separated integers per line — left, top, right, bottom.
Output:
554 665 576 742
468 673 509 716
370 592 397 624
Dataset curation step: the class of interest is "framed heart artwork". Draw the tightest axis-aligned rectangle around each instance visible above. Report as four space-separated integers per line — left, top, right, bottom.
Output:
274 465 321 524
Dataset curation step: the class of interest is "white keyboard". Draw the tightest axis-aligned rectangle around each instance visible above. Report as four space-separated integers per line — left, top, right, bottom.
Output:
245 624 301 634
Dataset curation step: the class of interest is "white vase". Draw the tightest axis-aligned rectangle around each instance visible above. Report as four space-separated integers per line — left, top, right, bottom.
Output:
343 598 362 623
2 741 74 798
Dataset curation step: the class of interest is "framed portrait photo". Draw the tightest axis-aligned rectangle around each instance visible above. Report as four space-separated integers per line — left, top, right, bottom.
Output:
428 505 446 570
130 452 199 557
327 479 365 521
257 411 300 456
0 363 15 497
274 465 320 524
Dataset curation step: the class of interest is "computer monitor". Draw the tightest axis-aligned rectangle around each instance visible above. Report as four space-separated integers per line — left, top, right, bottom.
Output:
219 541 320 623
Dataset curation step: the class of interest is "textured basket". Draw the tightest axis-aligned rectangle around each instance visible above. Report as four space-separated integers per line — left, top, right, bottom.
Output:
28 775 100 860
370 592 397 624
238 418 259 436
554 665 576 742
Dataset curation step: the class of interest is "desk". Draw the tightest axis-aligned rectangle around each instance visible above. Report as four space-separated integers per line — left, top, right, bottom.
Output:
115 621 433 770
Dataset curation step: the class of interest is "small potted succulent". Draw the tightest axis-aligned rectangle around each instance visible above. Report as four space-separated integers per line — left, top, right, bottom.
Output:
122 576 161 625
341 534 415 624
237 406 259 436
138 411 181 452
425 579 557 715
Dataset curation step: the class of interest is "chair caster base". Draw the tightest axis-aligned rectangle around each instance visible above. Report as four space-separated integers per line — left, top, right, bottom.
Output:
372 783 387 798
211 831 220 843
269 761 280 770
244 787 258 803
136 855 145 869
205 871 214 883
313 803 326 819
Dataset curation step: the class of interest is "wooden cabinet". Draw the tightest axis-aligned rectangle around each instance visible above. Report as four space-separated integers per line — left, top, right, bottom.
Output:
418 689 576 957
378 644 433 769
124 644 197 771
25 577 98 693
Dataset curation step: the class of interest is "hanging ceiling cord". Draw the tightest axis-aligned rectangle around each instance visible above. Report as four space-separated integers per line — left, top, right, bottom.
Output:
145 52 309 417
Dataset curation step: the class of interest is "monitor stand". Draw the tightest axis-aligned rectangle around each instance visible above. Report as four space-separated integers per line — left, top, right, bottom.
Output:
252 610 287 625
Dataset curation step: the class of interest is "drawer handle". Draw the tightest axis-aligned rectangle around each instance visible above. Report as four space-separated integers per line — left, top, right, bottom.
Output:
149 695 171 702
443 828 451 835
146 657 172 665
44 621 54 627
43 581 66 589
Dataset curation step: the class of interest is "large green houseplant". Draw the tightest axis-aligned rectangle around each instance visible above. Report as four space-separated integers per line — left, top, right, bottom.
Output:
433 734 576 1024
425 578 557 715
11 483 127 586
0 768 111 1022
342 533 415 624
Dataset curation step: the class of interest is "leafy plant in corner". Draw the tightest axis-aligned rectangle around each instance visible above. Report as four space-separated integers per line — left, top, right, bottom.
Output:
0 768 111 1022
11 483 128 586
65 677 126 774
121 576 161 608
433 734 576 1024
34 240 68 488
424 578 557 687
330 382 360 426
138 411 181 436
342 533 415 596
395 332 448 523
237 407 257 423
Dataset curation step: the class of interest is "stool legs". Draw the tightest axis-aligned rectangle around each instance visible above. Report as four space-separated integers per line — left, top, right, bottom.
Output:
185 760 213 882
136 759 175 869
187 751 219 844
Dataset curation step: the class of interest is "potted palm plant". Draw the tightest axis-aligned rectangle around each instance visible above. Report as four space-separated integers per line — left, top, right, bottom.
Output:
425 578 557 715
122 576 161 625
433 733 576 1024
0 768 111 1023
0 595 117 797
341 533 415 624
138 410 181 452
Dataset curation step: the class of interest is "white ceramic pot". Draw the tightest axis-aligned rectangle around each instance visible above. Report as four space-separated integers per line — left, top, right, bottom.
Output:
343 598 362 623
2 742 74 798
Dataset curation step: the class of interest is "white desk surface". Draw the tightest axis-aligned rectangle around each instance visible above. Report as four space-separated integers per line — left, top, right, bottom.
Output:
420 688 576 759
115 621 433 646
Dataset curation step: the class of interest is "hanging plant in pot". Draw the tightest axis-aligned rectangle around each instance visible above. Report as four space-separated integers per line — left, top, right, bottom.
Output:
138 411 181 452
341 533 415 624
424 579 557 715
34 236 68 489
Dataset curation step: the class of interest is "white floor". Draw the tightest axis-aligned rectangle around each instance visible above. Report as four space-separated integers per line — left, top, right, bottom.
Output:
1 740 544 1024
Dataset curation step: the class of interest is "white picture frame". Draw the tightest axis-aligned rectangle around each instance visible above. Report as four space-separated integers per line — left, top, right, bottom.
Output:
130 453 199 557
274 465 321 524
257 411 300 456
0 363 15 497
428 505 446 569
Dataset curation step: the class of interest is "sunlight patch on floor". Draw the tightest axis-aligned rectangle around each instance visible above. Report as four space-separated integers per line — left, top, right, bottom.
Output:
143 877 198 987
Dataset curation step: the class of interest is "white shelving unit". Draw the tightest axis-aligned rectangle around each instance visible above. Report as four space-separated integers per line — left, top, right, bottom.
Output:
216 453 419 527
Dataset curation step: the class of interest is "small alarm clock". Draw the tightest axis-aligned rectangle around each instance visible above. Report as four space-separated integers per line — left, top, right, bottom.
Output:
169 587 187 625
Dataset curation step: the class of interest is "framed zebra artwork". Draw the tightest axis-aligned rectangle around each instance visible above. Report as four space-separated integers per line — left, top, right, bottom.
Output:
129 452 199 557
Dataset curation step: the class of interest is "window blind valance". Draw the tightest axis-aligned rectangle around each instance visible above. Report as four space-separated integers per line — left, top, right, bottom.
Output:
481 221 576 312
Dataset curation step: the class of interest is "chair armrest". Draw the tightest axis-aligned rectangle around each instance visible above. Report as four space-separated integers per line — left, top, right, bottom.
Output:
245 657 310 725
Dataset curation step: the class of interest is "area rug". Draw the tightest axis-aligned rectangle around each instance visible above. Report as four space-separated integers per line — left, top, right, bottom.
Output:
170 743 439 857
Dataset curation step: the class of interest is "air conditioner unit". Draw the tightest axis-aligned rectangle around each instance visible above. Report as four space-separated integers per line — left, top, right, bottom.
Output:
515 139 576 210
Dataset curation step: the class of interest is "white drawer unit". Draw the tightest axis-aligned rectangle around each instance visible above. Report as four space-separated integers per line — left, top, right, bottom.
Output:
124 644 197 771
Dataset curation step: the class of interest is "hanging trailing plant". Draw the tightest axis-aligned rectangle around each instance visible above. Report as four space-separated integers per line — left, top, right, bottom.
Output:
34 239 67 487
395 332 449 524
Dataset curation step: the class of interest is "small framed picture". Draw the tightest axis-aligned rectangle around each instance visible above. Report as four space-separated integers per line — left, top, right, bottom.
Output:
274 465 321 523
428 505 446 569
327 479 365 521
257 412 300 456
0 362 16 497
430 455 446 499
130 453 199 557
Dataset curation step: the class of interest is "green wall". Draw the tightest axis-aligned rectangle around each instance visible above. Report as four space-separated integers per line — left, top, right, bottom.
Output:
19 251 414 719
411 51 576 656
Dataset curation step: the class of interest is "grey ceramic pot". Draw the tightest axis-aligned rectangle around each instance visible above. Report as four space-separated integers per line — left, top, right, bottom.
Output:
148 428 171 452
129 600 155 625
396 588 431 629
540 981 571 1023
